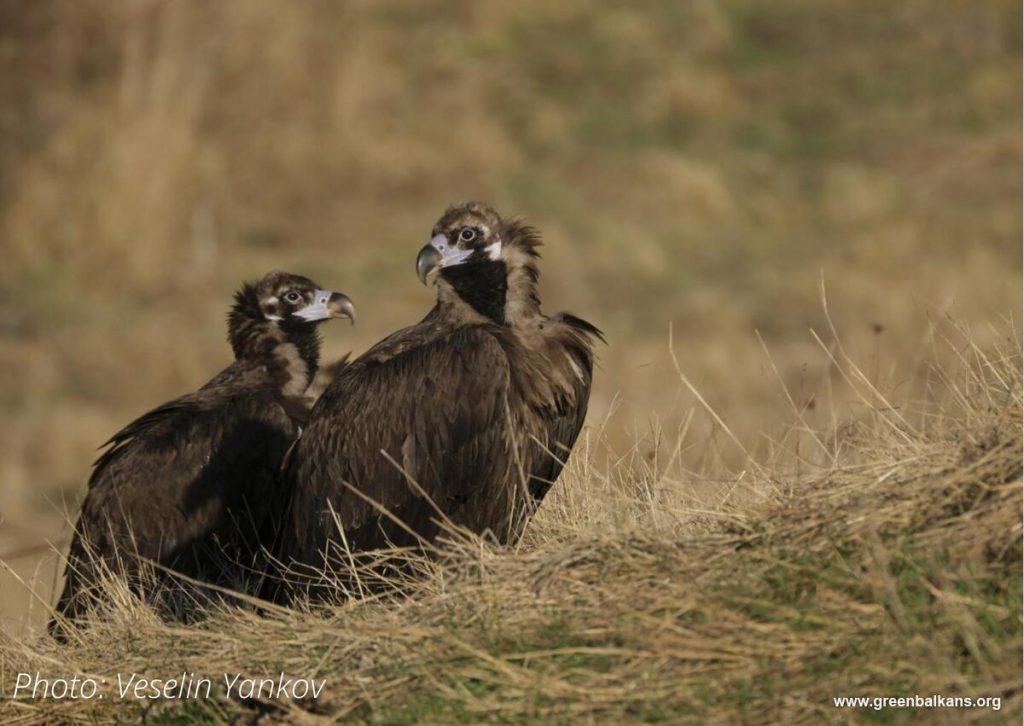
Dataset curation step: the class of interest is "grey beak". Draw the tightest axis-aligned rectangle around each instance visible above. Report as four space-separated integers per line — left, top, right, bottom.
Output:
293 290 356 324
326 292 356 324
416 244 442 285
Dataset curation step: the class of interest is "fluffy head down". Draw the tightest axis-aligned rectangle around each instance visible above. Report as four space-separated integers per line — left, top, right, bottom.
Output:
228 271 354 359
418 201 542 325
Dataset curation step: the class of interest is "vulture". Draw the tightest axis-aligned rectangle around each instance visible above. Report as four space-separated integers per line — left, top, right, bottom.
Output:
49 271 354 639
272 201 601 600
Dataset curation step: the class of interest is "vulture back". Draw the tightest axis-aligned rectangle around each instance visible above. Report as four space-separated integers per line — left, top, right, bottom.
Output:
50 270 354 638
53 363 296 634
270 312 600 601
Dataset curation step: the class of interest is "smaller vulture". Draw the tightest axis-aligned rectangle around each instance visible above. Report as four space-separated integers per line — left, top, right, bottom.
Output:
273 201 601 600
50 271 354 639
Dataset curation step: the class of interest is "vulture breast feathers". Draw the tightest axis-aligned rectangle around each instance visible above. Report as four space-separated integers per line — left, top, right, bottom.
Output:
50 272 353 638
275 202 601 598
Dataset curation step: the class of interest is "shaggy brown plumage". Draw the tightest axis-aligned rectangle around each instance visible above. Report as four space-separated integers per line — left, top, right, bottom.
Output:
50 272 353 639
272 202 601 601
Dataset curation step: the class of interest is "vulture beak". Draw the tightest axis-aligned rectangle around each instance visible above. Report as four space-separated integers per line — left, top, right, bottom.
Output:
294 291 356 324
416 234 473 285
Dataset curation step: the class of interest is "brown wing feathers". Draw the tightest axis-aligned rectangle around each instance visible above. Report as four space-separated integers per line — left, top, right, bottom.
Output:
50 272 353 638
53 203 598 621
524 313 603 502
282 328 513 552
269 203 600 602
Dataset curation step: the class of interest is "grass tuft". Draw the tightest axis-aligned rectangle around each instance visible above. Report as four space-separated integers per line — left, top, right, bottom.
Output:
1 325 1019 723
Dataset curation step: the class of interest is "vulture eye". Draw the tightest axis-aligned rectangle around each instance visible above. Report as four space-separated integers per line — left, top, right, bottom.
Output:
283 291 302 304
458 227 477 243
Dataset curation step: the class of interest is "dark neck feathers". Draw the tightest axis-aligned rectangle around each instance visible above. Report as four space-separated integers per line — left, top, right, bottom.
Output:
437 220 543 326
227 286 321 391
440 260 509 324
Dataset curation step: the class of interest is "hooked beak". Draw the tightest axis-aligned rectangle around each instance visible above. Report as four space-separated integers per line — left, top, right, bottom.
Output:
294 290 356 324
416 233 473 285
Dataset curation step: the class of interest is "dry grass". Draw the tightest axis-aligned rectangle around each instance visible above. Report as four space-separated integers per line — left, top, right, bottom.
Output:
0 2 1020 720
0 321 1019 723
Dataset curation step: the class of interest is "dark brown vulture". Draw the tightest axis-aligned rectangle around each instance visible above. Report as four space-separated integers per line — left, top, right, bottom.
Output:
49 271 354 639
273 201 601 600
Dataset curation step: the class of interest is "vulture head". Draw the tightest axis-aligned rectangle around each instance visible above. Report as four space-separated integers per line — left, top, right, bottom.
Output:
228 271 355 360
417 201 541 325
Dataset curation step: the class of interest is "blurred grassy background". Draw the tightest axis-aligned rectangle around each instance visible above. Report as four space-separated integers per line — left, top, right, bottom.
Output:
0 1 1020 627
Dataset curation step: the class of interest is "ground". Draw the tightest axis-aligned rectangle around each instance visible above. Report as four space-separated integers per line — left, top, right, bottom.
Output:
0 2 1020 722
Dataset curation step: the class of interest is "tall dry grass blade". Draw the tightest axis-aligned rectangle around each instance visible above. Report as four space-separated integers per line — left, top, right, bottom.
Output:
817 276 918 440
668 324 756 467
325 498 368 600
756 329 831 460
